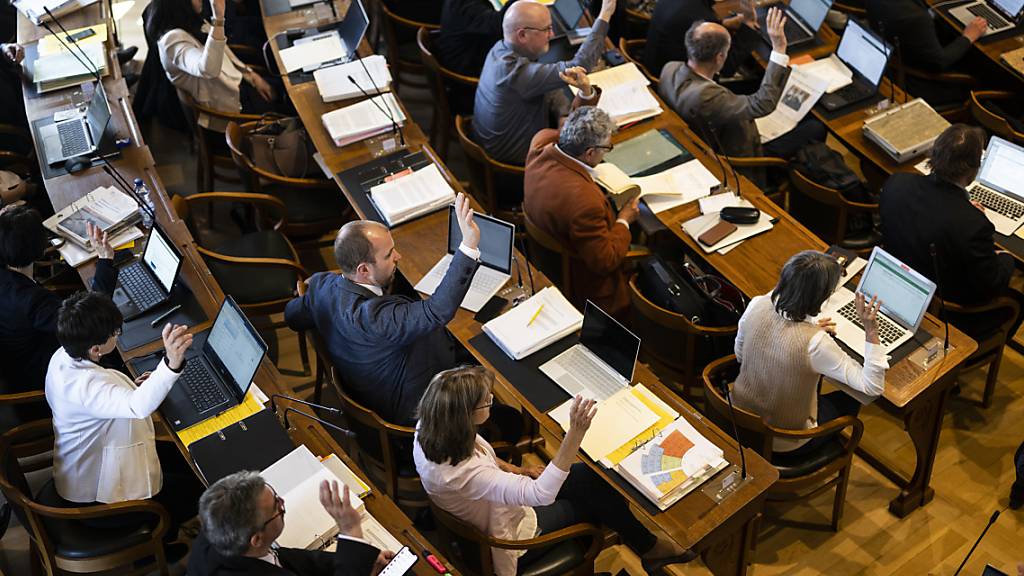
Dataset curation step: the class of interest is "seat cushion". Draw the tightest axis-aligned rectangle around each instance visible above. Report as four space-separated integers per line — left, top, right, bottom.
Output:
35 480 156 559
267 185 350 225
517 540 587 576
206 230 299 305
840 228 882 251
770 437 846 479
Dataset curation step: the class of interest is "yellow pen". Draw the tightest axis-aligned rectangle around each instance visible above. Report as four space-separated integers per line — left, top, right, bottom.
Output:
527 303 545 326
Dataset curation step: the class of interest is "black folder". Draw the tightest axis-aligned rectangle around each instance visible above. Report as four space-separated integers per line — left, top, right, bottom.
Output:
187 409 295 485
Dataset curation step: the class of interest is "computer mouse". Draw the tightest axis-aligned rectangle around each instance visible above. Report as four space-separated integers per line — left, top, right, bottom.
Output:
64 156 92 174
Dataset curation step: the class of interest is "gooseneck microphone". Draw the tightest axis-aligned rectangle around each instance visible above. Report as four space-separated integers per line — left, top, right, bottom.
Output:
284 407 356 438
929 242 950 352
952 510 1001 576
348 71 404 147
723 382 748 479
269 393 341 416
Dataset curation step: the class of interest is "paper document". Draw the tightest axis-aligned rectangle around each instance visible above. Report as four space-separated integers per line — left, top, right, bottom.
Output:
38 24 107 56
571 63 662 126
636 160 719 214
699 192 742 215
30 41 105 83
794 56 852 94
600 385 679 467
314 55 392 103
369 163 456 227
321 92 406 147
57 226 142 267
550 384 662 461
756 66 829 143
176 384 268 447
279 31 344 73
482 287 583 360
581 62 650 89
681 199 775 253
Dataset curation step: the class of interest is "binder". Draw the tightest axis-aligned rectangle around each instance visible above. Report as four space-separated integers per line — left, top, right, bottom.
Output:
188 409 295 485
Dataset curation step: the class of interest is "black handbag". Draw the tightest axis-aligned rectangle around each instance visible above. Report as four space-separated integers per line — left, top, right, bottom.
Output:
637 254 746 327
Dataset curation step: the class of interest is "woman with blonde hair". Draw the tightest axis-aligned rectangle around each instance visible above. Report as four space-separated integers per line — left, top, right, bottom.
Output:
414 366 692 576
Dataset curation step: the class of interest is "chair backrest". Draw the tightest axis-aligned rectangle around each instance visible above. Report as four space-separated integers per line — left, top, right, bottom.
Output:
377 0 439 73
453 115 525 216
700 356 776 457
970 91 1024 145
429 502 495 576
617 38 658 85
224 121 329 189
788 168 877 245
522 210 574 298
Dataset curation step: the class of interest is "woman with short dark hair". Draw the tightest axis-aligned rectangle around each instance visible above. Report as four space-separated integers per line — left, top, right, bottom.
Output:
732 250 888 456
414 366 691 576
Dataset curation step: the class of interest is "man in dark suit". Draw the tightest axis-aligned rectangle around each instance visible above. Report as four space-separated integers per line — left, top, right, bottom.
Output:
658 12 826 162
437 0 517 115
880 124 1023 340
284 194 481 425
524 99 639 320
188 470 393 576
644 0 758 78
866 0 986 106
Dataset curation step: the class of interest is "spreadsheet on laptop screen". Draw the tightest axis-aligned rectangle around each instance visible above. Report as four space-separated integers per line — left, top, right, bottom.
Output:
208 301 265 394
980 137 1024 200
837 19 888 85
858 251 933 329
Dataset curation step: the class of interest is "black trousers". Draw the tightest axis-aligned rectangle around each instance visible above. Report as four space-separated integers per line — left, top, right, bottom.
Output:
763 117 828 160
519 463 657 565
240 74 296 117
774 390 862 458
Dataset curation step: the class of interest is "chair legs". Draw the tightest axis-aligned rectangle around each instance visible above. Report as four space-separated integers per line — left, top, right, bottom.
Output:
831 462 853 531
981 348 1005 409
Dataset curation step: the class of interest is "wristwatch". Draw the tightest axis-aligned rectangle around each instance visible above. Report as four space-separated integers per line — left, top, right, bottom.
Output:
211 17 226 27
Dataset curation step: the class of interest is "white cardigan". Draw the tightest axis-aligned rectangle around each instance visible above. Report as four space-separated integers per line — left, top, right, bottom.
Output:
45 348 180 504
157 27 246 131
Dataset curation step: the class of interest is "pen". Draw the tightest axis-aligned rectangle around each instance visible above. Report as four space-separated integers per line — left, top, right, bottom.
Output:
150 304 182 327
527 303 545 326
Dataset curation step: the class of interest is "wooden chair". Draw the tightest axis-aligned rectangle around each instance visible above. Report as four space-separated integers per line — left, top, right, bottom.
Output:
702 356 863 531
617 38 658 85
417 27 480 160
831 1 866 16
970 91 1024 145
626 274 737 403
788 168 881 255
224 121 352 252
523 211 575 298
933 296 1020 409
721 154 791 208
891 60 975 121
429 501 602 576
377 1 439 92
623 6 652 39
454 115 525 225
0 420 172 576
0 387 48 541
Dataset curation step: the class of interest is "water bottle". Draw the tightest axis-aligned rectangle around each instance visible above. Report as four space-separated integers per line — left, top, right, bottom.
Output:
134 177 155 230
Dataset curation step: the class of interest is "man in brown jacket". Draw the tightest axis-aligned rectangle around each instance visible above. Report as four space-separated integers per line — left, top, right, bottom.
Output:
524 73 640 319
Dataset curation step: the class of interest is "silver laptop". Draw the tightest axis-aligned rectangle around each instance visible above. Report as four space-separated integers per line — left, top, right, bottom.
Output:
949 0 1024 36
40 81 110 165
820 247 936 354
757 0 833 50
414 205 514 313
540 301 641 401
290 0 368 70
967 135 1024 235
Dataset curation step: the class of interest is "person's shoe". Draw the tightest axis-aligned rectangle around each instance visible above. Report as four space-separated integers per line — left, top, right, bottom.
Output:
116 45 138 65
1011 481 1024 510
641 550 698 575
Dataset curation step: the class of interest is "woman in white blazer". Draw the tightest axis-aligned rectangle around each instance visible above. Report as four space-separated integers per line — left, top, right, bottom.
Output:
151 0 287 131
45 291 201 538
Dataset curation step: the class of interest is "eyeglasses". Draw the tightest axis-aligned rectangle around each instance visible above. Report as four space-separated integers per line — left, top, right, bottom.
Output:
591 144 614 152
257 486 285 533
520 25 553 33
474 394 494 412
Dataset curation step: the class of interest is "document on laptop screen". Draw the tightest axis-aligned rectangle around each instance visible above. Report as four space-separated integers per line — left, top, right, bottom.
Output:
858 254 932 328
981 138 1024 199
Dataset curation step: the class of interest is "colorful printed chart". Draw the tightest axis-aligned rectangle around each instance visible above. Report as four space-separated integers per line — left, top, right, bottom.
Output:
640 430 695 492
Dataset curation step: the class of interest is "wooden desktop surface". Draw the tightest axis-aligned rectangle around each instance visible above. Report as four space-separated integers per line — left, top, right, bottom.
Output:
17 7 452 573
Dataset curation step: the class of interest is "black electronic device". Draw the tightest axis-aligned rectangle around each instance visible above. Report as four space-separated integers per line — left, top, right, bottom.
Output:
720 206 760 224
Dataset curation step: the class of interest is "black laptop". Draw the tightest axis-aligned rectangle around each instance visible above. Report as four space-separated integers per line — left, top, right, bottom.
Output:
159 296 268 431
112 226 182 321
756 0 833 51
818 18 892 112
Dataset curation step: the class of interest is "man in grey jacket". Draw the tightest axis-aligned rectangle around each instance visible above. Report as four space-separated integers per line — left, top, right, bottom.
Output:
472 0 614 165
658 8 825 160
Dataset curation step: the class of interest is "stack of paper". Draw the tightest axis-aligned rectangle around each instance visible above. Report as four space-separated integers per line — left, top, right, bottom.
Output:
755 66 829 143
369 163 455 227
29 41 107 93
571 63 662 126
549 384 670 463
321 93 406 147
595 159 719 214
681 198 775 253
44 186 141 249
483 287 583 360
279 31 345 73
315 55 392 103
14 0 97 24
793 56 853 94
616 417 728 510
38 24 107 56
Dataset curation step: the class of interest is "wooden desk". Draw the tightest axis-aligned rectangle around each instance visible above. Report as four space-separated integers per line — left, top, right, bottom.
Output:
17 8 452 573
263 6 780 574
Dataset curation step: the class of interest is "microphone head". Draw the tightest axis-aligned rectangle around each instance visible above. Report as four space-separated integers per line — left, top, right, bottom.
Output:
347 75 357 83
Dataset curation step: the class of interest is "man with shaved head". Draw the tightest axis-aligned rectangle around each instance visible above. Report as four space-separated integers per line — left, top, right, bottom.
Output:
473 0 616 165
659 8 825 162
284 194 482 425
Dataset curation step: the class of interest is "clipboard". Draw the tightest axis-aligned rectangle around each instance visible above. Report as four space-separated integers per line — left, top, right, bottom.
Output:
188 409 295 485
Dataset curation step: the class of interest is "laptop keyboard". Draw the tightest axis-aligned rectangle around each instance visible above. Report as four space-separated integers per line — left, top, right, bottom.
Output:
837 300 904 347
57 121 89 157
967 3 1008 29
180 361 227 414
118 263 165 310
830 82 874 103
969 185 1024 220
556 347 625 400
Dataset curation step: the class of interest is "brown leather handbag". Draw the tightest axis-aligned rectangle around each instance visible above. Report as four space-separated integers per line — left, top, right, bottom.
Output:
249 116 315 179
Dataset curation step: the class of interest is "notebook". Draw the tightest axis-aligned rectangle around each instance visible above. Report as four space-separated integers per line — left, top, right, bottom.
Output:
482 287 583 360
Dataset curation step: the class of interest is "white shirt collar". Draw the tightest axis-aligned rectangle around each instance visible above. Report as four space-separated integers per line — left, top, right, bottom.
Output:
354 281 383 296
554 144 597 178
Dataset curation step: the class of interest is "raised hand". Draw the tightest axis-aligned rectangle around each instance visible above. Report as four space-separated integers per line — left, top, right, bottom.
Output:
559 66 592 96
162 323 192 371
210 0 226 20
765 6 788 55
567 395 598 437
454 193 480 251
855 292 881 345
319 480 363 539
598 0 616 23
87 221 114 260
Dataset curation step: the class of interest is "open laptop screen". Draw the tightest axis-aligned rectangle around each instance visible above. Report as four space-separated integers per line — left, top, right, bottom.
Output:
446 205 514 273
790 0 832 31
206 297 267 398
337 0 368 56
837 19 889 87
993 0 1024 20
86 82 111 146
856 248 935 331
142 226 181 293
979 136 1024 200
579 301 640 381
552 0 585 29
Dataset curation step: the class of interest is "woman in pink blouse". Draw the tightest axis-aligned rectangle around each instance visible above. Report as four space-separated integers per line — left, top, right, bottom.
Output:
413 366 693 576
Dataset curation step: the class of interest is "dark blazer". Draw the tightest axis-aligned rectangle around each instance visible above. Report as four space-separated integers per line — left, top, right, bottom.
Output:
866 0 971 72
285 252 479 425
880 173 1013 306
659 59 788 158
644 0 755 78
0 259 115 394
438 0 514 78
524 129 632 318
187 532 380 576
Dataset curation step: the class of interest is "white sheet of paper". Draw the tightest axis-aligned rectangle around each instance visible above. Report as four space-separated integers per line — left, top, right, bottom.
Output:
794 56 853 93
756 66 830 143
279 32 344 72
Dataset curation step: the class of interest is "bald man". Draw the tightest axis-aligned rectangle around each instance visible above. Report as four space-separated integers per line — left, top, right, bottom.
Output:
284 194 482 425
659 10 824 162
473 0 615 165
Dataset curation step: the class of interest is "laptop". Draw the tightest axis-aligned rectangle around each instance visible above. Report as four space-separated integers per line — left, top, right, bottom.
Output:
818 18 892 112
757 0 833 50
159 296 268 431
819 247 936 355
949 0 1024 37
551 0 587 41
39 81 111 166
539 301 641 401
290 0 368 70
112 226 183 321
414 205 514 313
967 135 1024 235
